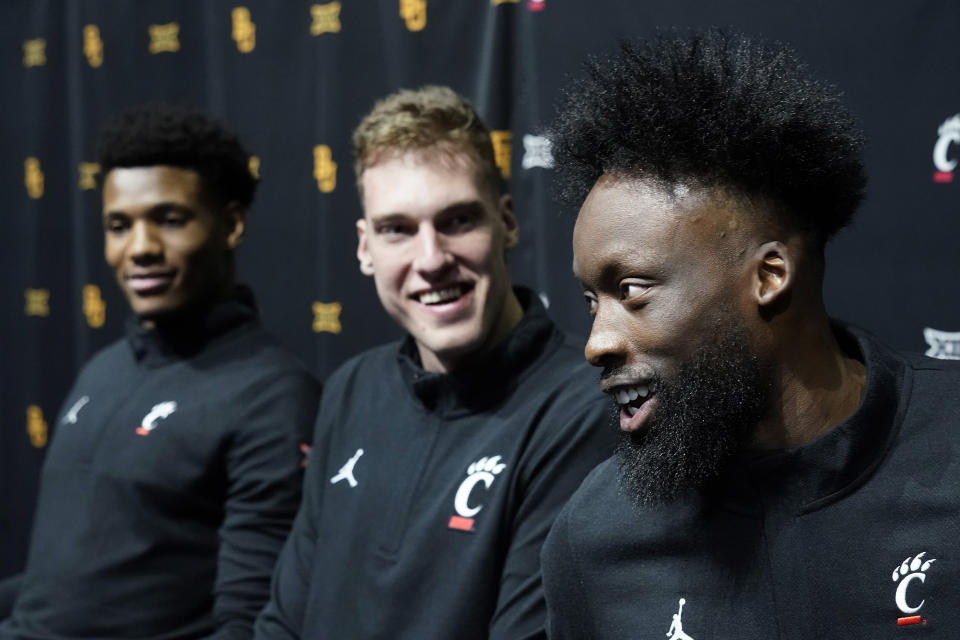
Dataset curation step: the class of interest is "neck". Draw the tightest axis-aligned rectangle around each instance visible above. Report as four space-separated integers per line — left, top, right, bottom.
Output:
752 312 866 449
139 276 237 330
419 287 524 374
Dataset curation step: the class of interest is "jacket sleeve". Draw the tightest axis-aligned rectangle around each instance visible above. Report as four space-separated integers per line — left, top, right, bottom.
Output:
253 396 331 639
540 504 587 640
205 371 321 640
0 573 22 620
488 394 614 639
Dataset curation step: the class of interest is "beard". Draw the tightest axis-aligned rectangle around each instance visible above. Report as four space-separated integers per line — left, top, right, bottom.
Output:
614 324 771 509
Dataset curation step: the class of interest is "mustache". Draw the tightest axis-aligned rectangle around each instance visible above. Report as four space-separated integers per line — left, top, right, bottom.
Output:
599 364 659 384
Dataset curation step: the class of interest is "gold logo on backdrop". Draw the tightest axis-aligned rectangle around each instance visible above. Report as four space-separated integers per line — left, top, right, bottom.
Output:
310 2 342 35
27 405 48 448
312 301 342 334
25 289 50 317
25 157 44 199
149 23 181 53
232 7 256 52
83 25 104 67
79 162 101 190
490 131 512 178
23 39 46 67
400 0 426 31
248 155 261 179
83 285 106 328
313 145 337 192
492 0 520 4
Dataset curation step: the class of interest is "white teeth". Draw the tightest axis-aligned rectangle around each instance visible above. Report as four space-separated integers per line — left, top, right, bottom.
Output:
626 405 639 417
419 287 462 305
612 384 650 406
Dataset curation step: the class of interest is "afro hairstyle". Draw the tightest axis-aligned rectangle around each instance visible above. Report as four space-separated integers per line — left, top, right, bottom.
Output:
97 103 257 210
550 28 867 244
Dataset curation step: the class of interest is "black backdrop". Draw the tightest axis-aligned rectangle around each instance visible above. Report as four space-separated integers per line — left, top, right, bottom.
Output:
2 0 958 578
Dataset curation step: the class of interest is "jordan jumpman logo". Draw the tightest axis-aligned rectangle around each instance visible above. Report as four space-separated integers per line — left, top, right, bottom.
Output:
330 448 364 488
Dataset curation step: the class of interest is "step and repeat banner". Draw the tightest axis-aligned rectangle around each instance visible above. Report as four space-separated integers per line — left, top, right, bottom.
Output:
2 0 958 576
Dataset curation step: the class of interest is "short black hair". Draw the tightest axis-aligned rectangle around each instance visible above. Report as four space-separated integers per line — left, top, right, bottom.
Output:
97 103 257 209
551 28 867 243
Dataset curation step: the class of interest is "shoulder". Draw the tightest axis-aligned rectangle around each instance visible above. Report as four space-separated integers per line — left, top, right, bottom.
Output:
544 458 618 553
208 324 318 385
563 457 619 515
182 327 321 419
75 337 130 378
901 350 960 412
520 329 609 419
323 341 400 394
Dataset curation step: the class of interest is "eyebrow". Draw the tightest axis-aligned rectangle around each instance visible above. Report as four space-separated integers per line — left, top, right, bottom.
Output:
102 201 189 217
369 199 485 223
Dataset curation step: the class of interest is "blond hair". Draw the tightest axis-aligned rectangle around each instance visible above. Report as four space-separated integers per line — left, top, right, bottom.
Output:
352 86 502 198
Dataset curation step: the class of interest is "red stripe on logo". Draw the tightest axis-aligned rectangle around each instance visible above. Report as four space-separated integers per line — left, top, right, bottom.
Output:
135 427 150 436
897 616 923 626
448 516 475 532
933 171 954 183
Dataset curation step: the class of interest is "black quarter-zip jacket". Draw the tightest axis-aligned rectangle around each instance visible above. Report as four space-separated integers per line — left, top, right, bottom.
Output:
542 326 960 639
255 289 616 639
1 290 321 640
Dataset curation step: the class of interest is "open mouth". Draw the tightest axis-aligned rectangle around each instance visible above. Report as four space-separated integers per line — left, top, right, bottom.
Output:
611 383 651 416
607 381 657 432
414 283 474 306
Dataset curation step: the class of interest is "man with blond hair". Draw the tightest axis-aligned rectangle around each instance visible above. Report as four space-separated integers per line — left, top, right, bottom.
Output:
255 86 613 639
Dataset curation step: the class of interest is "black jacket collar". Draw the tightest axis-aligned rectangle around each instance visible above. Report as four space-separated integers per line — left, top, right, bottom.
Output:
718 325 910 515
396 287 563 418
125 286 259 368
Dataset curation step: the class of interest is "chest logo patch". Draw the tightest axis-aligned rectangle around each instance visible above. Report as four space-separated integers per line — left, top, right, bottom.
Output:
62 395 90 424
666 598 695 640
448 455 506 532
330 448 364 488
893 552 936 626
136 401 177 436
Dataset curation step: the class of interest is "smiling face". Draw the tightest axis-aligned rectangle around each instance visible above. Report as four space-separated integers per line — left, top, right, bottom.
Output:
357 151 521 373
574 175 775 504
103 166 244 320
574 176 751 422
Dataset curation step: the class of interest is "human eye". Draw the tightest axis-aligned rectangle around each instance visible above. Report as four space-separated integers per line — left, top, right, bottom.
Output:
104 214 129 234
583 290 598 316
437 206 480 234
619 280 652 303
375 220 414 238
161 211 188 227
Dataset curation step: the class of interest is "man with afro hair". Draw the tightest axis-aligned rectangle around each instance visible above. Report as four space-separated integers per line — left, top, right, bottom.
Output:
541 29 960 637
0 104 320 639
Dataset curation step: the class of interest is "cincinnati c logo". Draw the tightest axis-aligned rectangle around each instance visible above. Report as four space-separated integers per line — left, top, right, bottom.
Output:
448 456 506 532
892 552 936 626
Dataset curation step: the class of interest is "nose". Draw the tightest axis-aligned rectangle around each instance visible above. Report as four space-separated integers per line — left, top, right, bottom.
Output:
584 302 628 368
127 220 163 264
412 223 454 276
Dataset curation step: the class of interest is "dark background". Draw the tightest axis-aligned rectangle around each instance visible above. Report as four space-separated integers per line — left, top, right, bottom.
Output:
2 0 958 577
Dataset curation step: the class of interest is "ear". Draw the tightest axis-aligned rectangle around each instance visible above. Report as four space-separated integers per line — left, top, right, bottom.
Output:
224 202 246 250
356 217 375 276
751 241 794 308
498 194 519 249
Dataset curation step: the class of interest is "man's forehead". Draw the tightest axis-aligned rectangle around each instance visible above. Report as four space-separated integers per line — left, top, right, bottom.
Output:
102 166 203 212
573 175 750 278
578 174 748 233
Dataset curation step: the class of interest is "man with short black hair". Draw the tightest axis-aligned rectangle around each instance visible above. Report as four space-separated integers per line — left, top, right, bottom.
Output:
541 29 960 637
0 104 321 639
254 86 613 639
